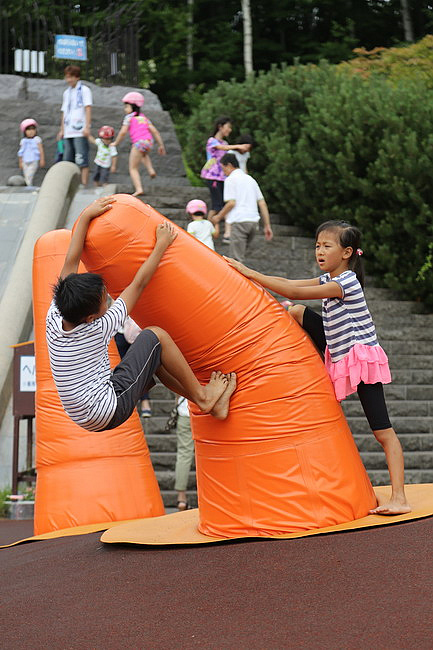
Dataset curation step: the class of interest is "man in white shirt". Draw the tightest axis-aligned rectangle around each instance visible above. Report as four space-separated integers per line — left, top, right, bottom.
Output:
58 65 93 186
212 153 273 262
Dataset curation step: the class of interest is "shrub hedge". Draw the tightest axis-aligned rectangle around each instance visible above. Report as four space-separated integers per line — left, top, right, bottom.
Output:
181 63 433 307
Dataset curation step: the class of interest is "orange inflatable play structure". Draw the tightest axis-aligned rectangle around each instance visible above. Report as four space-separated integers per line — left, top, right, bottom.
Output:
32 229 164 535
78 194 377 538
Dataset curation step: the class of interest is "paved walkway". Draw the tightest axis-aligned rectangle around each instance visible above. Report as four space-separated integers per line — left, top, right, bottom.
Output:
0 516 431 648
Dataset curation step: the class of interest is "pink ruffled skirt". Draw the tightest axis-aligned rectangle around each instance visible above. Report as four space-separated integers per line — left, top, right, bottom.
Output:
325 343 392 402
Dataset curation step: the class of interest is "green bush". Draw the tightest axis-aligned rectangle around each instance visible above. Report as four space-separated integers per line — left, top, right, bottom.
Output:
181 63 433 308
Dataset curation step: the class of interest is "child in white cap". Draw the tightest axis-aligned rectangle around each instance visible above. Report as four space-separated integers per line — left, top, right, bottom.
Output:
186 199 216 250
18 118 45 186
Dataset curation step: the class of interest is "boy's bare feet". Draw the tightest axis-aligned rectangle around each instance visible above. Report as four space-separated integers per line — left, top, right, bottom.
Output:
211 372 237 420
369 494 411 516
132 190 145 197
196 371 228 413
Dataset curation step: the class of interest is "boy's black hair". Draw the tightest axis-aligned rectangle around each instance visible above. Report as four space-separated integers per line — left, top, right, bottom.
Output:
220 153 239 168
236 133 254 147
126 103 141 115
53 272 106 325
211 116 231 136
316 220 365 288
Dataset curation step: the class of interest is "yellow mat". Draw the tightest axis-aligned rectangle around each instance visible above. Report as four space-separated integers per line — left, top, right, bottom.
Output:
101 484 433 546
1 484 432 549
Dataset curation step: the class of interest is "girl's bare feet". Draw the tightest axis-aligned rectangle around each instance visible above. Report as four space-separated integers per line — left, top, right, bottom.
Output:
369 494 412 516
196 371 228 413
211 372 237 420
132 190 145 197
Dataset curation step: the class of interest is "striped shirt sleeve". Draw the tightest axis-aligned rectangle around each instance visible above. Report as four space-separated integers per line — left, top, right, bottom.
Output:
99 298 127 345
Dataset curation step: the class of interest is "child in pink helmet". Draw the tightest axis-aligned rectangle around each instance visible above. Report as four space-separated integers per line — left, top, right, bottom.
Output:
186 199 216 250
113 91 166 196
18 119 45 186
88 125 118 187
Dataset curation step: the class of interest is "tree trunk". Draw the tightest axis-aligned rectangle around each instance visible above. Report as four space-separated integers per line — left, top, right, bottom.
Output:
187 0 194 88
400 0 414 42
241 0 253 76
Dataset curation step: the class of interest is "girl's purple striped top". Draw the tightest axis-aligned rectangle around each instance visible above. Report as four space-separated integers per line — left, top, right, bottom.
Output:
320 270 378 363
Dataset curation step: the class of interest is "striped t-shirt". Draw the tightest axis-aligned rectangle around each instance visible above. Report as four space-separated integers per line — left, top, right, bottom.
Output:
320 270 378 363
46 297 127 431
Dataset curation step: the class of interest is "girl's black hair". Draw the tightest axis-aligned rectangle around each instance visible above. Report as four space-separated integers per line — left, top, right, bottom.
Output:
316 220 365 287
126 103 141 115
212 116 231 136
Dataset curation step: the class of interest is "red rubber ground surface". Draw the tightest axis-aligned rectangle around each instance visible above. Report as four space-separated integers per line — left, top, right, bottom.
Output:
1 518 432 649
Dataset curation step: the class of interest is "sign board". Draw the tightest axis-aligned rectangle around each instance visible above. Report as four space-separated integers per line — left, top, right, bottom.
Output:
12 342 35 417
54 34 87 61
20 356 36 392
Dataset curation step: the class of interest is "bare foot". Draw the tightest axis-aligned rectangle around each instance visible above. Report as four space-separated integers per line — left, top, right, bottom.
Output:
196 371 228 413
132 190 145 197
369 497 412 516
211 372 237 420
149 172 156 179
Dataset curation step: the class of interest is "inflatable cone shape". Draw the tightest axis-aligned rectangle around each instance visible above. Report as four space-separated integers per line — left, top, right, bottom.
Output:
32 228 164 535
80 195 377 538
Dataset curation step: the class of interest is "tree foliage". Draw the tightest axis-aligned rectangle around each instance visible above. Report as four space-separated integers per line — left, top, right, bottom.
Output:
182 60 433 306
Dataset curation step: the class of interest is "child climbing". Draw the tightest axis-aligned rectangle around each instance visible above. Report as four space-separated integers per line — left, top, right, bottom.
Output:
225 219 411 516
18 118 45 186
88 125 118 186
113 91 166 196
46 197 236 432
186 199 216 250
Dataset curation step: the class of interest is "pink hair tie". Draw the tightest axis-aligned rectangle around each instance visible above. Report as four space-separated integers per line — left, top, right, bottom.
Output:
356 248 363 256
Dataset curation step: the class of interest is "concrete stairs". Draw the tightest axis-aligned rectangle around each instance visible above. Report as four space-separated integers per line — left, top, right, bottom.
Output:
1 75 431 507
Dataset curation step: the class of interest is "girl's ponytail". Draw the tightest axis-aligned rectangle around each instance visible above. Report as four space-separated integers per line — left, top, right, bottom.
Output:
316 220 365 287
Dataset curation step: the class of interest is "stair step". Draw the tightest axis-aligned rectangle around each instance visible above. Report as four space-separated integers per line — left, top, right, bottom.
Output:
360 450 433 470
155 470 197 490
347 416 432 434
343 400 432 417
366 469 433 485
159 490 198 508
152 451 195 471
354 434 433 452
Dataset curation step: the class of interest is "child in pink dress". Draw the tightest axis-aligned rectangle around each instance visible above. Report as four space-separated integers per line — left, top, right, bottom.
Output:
113 91 166 196
225 219 411 516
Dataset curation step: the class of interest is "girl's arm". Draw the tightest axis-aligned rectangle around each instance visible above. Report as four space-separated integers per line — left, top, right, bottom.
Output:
113 124 128 147
224 257 343 300
38 141 45 168
214 143 248 152
149 124 166 155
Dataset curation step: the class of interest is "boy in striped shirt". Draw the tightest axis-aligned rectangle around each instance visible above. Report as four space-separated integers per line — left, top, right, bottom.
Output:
46 196 235 432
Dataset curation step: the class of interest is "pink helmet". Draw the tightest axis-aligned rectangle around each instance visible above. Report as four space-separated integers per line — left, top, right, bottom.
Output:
186 199 207 215
20 118 38 133
122 91 144 107
98 125 115 139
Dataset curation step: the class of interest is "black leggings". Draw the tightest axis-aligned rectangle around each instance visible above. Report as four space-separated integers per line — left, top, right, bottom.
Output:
302 307 392 431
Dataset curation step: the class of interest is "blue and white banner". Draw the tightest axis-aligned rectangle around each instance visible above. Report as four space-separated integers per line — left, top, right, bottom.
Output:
54 34 87 61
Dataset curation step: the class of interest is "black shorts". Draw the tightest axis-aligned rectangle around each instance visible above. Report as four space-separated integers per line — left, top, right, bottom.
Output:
92 164 110 184
105 329 161 429
206 179 224 212
301 307 392 431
